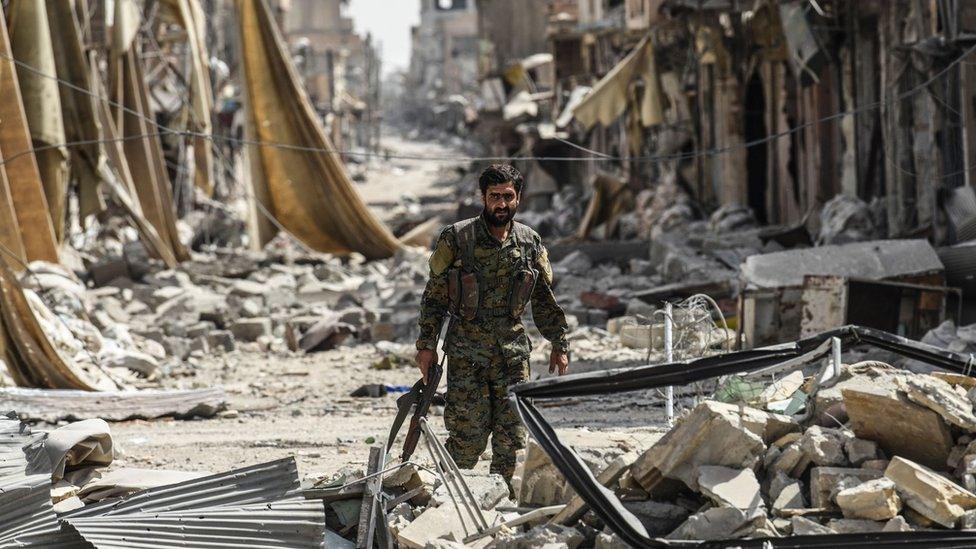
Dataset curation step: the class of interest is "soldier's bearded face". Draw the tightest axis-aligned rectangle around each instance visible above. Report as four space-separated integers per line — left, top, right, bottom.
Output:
482 182 519 227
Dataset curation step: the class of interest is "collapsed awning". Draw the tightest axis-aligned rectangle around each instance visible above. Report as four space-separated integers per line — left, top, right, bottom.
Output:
571 36 663 129
237 0 401 259
510 326 976 547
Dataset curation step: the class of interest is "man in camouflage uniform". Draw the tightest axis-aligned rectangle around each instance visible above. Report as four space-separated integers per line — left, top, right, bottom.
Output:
415 164 570 488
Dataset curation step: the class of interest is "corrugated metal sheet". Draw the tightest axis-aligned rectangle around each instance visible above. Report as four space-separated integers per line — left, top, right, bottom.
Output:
65 456 301 519
939 242 976 290
0 473 61 546
0 387 227 422
0 413 29 479
64 497 326 549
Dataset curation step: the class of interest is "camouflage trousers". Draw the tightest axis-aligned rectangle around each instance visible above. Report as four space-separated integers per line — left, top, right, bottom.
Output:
444 355 529 482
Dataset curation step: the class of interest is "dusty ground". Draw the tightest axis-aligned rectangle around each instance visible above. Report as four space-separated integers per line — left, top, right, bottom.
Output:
106 131 668 483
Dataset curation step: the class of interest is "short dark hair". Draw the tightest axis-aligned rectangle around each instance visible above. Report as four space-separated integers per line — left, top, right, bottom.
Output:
479 164 524 195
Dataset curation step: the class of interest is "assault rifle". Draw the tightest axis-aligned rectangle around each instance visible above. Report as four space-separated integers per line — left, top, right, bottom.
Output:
387 318 450 461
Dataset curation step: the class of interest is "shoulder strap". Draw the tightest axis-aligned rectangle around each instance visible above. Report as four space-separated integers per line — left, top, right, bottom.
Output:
512 222 538 268
452 218 479 271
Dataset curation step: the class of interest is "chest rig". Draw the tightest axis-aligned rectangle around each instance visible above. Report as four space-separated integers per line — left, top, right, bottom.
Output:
446 218 539 322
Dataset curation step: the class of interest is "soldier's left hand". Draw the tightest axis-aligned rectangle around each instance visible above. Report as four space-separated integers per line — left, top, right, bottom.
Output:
549 350 569 376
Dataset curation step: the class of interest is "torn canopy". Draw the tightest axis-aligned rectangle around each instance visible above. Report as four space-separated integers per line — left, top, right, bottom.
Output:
7 0 69 245
237 0 401 259
0 3 59 264
571 36 663 130
510 326 976 547
109 0 191 263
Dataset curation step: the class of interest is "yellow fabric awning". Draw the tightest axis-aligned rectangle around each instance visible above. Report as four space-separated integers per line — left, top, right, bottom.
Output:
571 36 663 130
237 0 400 259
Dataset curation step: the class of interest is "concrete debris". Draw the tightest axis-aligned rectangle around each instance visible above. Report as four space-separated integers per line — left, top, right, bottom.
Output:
835 478 902 520
885 456 976 527
697 466 764 512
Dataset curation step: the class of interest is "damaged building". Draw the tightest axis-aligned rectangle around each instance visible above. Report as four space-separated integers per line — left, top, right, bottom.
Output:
2 0 976 547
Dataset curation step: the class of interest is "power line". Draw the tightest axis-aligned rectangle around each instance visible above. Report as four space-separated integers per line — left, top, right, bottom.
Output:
0 40 974 165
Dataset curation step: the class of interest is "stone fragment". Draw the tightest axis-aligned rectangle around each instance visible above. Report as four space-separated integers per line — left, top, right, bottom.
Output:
432 474 508 510
882 516 912 532
845 438 880 466
207 330 236 353
885 456 976 528
697 466 763 512
489 524 583 549
899 374 976 431
772 481 805 512
769 442 810 478
594 530 629 549
230 279 266 297
809 467 882 510
666 507 761 541
960 508 976 529
798 426 851 467
187 321 215 339
230 318 272 342
835 478 902 520
631 401 798 492
98 348 159 375
827 518 885 533
767 471 796 503
621 500 690 536
790 516 834 535
861 459 890 472
843 387 953 469
396 505 497 549
520 430 656 506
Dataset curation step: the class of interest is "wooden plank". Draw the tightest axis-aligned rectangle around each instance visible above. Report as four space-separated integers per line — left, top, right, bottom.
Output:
356 446 383 548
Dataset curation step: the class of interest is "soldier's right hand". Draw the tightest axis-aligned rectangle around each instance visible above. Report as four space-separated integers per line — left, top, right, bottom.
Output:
415 349 437 383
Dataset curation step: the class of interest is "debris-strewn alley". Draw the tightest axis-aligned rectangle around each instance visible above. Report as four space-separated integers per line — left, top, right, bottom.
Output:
4 0 976 548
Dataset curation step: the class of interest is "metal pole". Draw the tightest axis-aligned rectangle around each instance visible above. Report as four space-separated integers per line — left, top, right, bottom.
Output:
665 301 674 427
831 336 843 378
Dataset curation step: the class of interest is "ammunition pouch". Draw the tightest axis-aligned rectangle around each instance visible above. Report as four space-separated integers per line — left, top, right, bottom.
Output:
448 268 480 321
508 268 537 319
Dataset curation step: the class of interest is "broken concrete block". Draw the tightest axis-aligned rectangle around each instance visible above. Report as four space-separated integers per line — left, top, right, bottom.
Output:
396 505 497 549
594 530 630 549
768 471 797 503
769 442 811 478
207 330 236 353
790 516 834 535
230 318 272 342
798 426 851 467
845 438 880 466
230 279 267 297
835 478 902 520
697 466 763 512
899 374 976 431
885 456 976 528
882 516 912 532
621 500 690 536
809 467 882 510
842 387 953 470
772 481 805 513
520 430 655 507
631 401 798 492
861 459 890 472
489 524 583 549
619 324 657 349
432 474 508 511
666 507 762 541
98 348 159 376
827 518 885 533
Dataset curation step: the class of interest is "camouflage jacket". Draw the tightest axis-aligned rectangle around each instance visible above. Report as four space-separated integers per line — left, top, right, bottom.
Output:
416 215 570 364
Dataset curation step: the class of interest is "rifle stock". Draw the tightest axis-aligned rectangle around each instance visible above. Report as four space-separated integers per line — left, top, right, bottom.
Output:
400 355 444 460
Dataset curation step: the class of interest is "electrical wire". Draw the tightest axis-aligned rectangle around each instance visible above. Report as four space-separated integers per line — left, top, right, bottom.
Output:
0 38 974 165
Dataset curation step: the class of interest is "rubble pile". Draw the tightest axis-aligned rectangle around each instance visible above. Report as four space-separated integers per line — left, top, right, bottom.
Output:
3 243 432 392
537 361 976 543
